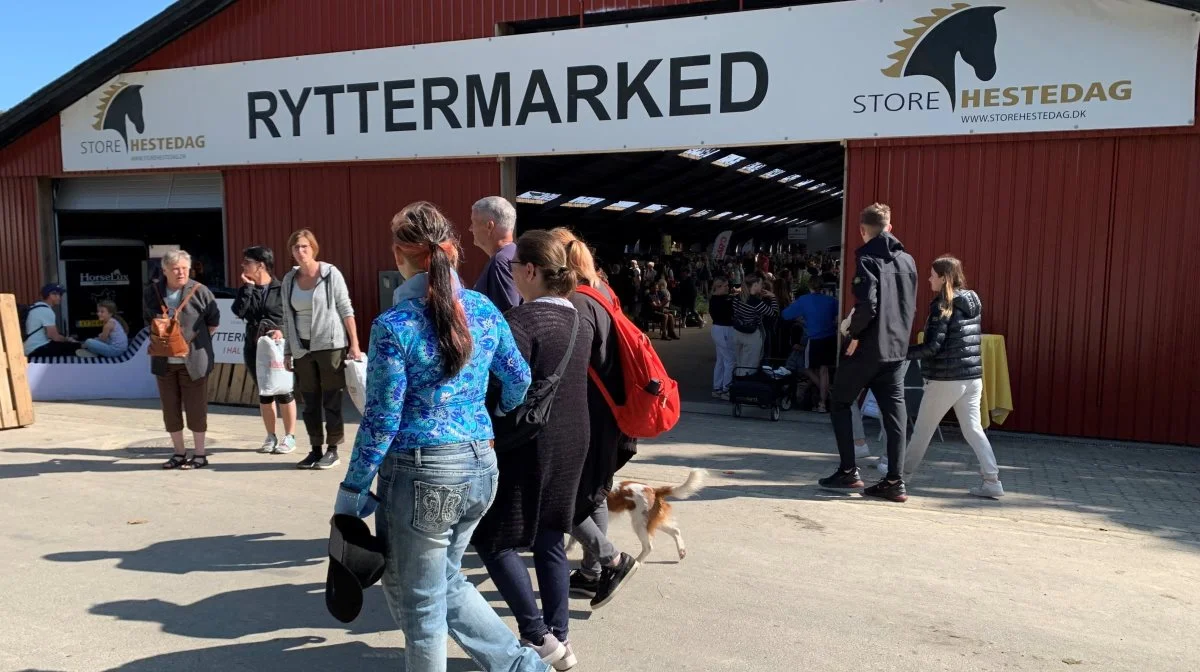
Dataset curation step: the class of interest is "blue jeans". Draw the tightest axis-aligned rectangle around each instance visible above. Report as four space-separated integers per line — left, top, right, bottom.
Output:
479 529 571 644
376 441 549 672
83 338 126 358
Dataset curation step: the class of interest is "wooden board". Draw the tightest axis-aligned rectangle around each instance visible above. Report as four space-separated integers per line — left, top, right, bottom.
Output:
0 294 35 429
207 363 259 407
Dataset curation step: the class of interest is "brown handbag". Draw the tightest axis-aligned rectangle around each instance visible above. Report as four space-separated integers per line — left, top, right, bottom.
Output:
149 282 201 358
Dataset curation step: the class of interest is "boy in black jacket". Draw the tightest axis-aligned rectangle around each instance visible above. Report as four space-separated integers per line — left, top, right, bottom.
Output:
819 204 918 502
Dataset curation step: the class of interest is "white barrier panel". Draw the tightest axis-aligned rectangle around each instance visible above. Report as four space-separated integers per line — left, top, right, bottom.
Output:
213 299 247 365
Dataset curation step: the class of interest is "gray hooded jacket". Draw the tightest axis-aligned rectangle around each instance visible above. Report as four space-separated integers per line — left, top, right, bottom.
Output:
280 262 354 359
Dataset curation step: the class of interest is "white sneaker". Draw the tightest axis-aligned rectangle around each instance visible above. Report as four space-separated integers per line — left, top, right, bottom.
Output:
553 642 578 671
258 434 278 454
876 459 889 475
75 349 98 358
969 480 1005 498
273 435 297 454
522 632 566 665
854 442 870 459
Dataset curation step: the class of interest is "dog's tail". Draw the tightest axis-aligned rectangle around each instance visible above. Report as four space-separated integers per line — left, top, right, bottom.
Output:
656 469 706 500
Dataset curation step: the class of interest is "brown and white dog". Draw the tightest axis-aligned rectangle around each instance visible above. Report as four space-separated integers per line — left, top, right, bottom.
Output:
588 469 707 562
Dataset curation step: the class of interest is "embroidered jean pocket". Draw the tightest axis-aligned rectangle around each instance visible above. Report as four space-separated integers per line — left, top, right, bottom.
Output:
412 481 471 535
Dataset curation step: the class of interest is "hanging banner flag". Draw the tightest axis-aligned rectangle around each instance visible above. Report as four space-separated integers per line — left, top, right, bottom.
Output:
740 240 755 256
712 230 733 259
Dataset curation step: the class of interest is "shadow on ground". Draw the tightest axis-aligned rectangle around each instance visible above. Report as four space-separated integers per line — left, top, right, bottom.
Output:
85 572 592 642
0 446 300 479
88 582 400 639
630 415 1200 547
45 533 325 574
50 534 590 641
83 636 474 671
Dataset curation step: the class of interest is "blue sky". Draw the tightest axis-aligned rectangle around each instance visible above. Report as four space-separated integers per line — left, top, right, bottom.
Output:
0 0 174 110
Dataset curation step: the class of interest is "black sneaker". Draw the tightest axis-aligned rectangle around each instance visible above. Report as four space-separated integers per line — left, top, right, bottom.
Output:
818 467 865 491
590 552 639 609
569 570 600 599
297 450 322 469
315 450 340 470
863 478 908 503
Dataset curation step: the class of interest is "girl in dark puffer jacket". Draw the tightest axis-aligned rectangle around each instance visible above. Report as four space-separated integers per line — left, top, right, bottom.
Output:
900 256 1003 498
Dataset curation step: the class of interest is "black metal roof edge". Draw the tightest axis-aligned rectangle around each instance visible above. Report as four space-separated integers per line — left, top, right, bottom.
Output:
1 0 1196 153
0 0 236 151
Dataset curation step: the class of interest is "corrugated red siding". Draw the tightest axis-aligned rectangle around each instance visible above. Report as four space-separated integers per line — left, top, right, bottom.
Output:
134 0 701 70
0 119 61 177
0 177 41 300
223 160 499 344
845 135 1200 445
1099 135 1200 446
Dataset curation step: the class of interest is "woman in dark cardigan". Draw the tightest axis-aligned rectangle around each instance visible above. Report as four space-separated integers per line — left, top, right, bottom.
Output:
473 230 592 670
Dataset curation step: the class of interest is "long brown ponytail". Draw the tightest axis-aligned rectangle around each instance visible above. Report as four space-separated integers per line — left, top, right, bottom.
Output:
931 255 967 319
391 202 473 377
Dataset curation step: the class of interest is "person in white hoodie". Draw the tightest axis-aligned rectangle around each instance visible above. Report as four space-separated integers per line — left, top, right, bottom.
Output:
281 229 362 470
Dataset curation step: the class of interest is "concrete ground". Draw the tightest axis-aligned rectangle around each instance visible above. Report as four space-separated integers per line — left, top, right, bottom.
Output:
2 399 1198 672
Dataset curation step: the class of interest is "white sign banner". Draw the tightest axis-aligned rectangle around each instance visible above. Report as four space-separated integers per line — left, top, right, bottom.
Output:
213 299 247 365
712 230 733 259
788 226 809 241
60 0 1198 172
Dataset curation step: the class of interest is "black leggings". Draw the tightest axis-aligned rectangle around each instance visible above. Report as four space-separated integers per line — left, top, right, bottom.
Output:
478 530 570 644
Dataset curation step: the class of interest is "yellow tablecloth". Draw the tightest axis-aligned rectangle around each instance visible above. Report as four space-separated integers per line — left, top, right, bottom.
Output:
916 333 1013 429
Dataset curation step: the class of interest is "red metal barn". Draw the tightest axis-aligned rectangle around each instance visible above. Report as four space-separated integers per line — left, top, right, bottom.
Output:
1 0 1197 444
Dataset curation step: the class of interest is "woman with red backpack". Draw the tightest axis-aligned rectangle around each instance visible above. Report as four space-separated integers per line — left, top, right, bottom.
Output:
549 228 641 611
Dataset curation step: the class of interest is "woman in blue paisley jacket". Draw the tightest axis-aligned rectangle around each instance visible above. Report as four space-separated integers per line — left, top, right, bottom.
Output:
333 202 547 672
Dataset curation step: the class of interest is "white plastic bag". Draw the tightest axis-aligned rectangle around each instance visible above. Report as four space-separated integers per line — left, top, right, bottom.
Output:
255 335 294 396
345 357 368 413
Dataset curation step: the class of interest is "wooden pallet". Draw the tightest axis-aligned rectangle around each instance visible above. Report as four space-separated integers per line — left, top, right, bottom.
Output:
0 294 35 429
207 363 259 407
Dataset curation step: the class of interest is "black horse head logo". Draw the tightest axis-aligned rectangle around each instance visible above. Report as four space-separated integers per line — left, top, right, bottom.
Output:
882 3 1004 110
91 82 145 146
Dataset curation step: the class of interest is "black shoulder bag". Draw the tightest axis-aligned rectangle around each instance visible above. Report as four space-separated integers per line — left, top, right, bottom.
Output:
492 310 579 453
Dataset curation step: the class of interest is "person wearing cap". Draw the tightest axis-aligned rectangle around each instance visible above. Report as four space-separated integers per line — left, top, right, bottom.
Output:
23 284 79 358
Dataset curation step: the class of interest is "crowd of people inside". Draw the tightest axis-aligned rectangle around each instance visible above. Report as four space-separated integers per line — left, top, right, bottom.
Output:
18 194 1004 670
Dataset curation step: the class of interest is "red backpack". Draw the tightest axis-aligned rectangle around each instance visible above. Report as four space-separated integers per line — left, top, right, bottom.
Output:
576 284 680 439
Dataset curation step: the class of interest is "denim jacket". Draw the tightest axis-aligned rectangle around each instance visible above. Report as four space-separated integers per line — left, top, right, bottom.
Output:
339 272 531 497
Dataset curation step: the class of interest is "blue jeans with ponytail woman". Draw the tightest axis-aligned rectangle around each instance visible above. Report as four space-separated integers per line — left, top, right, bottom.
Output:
334 201 546 672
